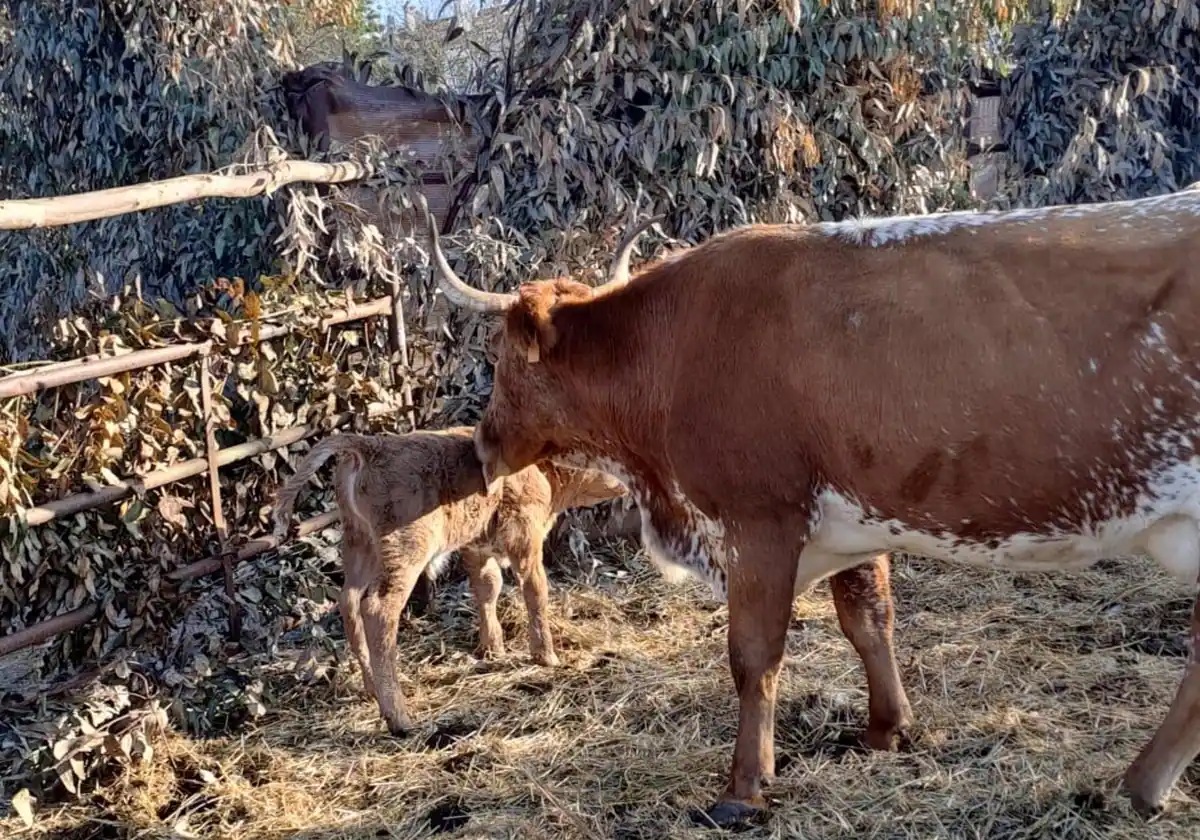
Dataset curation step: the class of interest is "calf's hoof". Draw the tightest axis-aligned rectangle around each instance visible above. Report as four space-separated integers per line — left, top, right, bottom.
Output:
692 798 766 829
474 643 506 660
532 650 561 667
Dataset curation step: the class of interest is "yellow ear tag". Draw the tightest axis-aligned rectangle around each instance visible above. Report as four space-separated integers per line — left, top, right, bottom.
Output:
526 343 540 364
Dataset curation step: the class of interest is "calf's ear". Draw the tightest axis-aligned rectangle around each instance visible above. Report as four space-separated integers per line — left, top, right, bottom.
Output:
509 285 561 364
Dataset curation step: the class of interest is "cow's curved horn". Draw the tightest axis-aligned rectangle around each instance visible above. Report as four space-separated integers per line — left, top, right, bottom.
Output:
595 214 665 294
417 194 515 313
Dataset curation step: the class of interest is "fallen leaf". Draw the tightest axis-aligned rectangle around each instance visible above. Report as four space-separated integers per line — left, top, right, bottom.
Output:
11 788 34 827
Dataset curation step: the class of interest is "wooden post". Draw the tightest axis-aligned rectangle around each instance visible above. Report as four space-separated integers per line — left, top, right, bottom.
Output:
199 355 242 644
387 274 429 616
387 275 416 430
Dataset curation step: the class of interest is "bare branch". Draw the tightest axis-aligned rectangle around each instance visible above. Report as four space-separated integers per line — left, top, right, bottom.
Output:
0 159 370 231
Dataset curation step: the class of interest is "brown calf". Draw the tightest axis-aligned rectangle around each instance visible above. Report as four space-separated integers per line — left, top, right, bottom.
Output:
271 426 626 734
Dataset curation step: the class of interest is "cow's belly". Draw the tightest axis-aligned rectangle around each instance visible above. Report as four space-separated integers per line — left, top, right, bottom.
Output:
808 476 1200 585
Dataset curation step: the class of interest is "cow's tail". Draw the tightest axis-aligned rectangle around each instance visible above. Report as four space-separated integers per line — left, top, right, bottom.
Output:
272 435 368 539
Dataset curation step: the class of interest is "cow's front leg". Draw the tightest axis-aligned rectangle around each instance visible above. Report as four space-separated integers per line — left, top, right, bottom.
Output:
704 526 800 828
1123 590 1200 814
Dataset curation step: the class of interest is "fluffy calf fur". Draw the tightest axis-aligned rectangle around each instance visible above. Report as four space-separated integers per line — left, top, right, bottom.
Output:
272 426 626 735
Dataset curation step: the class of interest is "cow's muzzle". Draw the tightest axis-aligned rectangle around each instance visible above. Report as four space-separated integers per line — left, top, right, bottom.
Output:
481 455 514 490
475 426 512 488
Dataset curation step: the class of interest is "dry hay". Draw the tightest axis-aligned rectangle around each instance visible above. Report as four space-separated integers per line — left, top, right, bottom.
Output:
4 539 1200 839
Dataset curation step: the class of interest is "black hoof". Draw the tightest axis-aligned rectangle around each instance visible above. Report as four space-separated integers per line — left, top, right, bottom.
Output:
386 718 414 738
1128 792 1164 819
690 800 766 830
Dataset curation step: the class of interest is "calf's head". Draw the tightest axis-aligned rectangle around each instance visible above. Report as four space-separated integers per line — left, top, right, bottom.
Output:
418 196 659 484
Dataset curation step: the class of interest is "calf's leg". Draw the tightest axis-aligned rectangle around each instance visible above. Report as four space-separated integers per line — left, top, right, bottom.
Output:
705 526 800 827
507 522 559 667
462 548 506 659
340 582 375 699
361 535 431 736
1123 592 1200 814
830 553 912 750
339 530 377 699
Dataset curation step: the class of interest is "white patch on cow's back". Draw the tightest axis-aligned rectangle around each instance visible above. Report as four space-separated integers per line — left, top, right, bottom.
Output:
805 455 1200 589
820 188 1200 248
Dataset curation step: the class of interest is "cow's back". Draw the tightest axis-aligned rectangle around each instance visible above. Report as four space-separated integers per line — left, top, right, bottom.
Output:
632 195 1200 549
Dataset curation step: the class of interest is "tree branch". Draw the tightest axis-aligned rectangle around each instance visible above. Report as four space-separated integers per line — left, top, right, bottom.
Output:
0 159 371 230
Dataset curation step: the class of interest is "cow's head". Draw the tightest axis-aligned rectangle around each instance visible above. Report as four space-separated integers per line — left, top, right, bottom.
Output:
417 195 660 485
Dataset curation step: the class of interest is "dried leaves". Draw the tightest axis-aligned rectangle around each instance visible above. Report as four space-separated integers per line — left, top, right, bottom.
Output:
0 1 299 363
999 1 1200 208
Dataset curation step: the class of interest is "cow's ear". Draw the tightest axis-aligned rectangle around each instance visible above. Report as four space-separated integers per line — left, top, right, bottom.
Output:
510 286 559 364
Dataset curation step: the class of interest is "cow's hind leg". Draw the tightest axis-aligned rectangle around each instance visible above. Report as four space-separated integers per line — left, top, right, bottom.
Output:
705 526 800 828
361 533 429 736
462 548 506 659
830 553 912 750
1123 592 1200 815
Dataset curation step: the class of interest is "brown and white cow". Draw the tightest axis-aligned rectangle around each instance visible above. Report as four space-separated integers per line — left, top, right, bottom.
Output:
418 188 1200 824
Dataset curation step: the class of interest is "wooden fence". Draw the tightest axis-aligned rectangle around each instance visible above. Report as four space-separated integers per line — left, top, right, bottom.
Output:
0 65 496 663
0 295 405 658
0 147 439 660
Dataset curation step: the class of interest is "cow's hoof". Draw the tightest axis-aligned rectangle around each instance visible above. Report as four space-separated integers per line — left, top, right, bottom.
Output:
691 799 766 830
385 716 415 738
1127 791 1165 819
864 723 910 752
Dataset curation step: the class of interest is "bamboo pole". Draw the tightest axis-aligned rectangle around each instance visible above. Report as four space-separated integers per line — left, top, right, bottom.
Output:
0 297 392 399
0 159 370 230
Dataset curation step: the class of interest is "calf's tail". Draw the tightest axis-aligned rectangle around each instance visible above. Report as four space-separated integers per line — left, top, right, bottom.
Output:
272 435 367 539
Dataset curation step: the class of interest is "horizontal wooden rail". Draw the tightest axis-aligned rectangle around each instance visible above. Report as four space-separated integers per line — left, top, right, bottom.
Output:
0 159 370 230
0 289 406 659
0 509 343 658
0 297 393 399
0 604 101 659
23 411 358 526
170 510 342 582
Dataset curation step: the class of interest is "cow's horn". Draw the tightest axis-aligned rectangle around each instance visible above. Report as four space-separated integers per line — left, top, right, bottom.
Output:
417 194 515 313
596 213 665 293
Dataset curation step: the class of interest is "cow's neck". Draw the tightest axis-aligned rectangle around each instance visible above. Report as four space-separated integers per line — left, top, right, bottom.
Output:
553 285 675 466
549 291 737 596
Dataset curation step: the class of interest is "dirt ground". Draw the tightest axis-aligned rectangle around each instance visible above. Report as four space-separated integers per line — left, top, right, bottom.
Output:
4 541 1199 839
